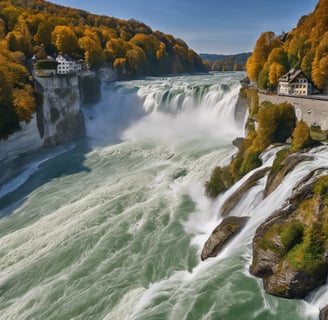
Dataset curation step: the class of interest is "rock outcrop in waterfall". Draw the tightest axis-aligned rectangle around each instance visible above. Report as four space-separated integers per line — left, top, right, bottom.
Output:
35 75 85 147
202 86 328 303
201 216 249 261
251 171 328 298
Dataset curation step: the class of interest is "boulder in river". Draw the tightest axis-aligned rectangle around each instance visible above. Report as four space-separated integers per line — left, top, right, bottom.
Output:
201 216 249 261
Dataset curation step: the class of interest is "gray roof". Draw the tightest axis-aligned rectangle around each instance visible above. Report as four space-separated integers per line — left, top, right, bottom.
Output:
279 69 311 83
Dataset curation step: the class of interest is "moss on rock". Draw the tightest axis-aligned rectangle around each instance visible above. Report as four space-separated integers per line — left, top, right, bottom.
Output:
251 174 328 298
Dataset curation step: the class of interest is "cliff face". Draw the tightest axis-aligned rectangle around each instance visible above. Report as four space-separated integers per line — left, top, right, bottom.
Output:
250 172 328 298
36 75 85 147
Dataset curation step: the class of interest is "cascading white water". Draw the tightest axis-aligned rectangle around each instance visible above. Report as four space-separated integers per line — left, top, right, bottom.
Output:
0 72 326 320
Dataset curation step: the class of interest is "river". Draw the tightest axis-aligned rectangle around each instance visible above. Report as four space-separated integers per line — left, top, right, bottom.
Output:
0 72 326 319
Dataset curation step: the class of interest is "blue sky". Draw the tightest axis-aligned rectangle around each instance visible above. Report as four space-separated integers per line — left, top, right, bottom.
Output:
50 0 318 54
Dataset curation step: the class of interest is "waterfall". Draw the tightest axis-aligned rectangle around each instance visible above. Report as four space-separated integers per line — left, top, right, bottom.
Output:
84 73 246 147
1 72 326 320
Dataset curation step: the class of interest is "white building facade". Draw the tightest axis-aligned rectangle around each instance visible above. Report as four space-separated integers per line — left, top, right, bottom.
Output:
278 69 312 96
56 55 82 75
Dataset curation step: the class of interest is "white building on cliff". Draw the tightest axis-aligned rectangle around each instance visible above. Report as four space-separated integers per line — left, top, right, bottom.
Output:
56 54 82 75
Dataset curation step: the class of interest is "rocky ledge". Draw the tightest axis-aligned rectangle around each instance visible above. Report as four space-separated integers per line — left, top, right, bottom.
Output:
264 151 313 197
220 167 270 216
201 216 249 261
250 170 328 298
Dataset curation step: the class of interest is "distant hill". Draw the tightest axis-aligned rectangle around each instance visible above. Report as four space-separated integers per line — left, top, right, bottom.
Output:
200 52 252 63
200 52 252 72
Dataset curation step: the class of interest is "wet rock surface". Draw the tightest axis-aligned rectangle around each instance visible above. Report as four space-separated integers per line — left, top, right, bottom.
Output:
201 216 249 261
251 172 328 299
221 167 270 216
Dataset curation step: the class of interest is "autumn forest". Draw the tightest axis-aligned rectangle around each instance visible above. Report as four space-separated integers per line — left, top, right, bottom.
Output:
0 0 206 138
0 0 327 140
246 0 328 92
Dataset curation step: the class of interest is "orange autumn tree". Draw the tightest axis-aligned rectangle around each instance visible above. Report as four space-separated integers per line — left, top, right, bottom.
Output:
312 32 328 91
51 25 81 58
13 86 36 122
78 29 104 69
0 39 36 137
247 32 282 84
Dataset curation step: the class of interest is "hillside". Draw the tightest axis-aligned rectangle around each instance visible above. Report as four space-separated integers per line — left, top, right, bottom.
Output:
200 52 251 71
246 0 328 93
0 0 206 139
200 53 251 63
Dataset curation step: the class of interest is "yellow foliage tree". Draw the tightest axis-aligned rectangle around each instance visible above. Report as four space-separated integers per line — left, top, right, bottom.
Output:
291 120 313 151
248 0 327 89
12 85 36 122
51 25 80 56
246 32 282 83
0 19 5 39
113 57 127 76
312 32 328 90
125 46 146 75
105 38 131 62
0 63 13 107
5 18 34 56
130 33 159 56
269 62 286 87
101 28 118 42
156 42 166 60
78 32 104 69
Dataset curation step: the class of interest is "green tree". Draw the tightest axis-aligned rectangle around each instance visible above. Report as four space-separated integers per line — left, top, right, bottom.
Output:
258 64 270 89
254 102 296 149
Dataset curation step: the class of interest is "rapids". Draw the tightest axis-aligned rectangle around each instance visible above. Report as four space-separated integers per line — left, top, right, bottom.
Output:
0 72 327 320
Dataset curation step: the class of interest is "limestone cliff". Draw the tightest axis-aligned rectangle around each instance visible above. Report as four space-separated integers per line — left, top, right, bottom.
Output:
36 75 85 147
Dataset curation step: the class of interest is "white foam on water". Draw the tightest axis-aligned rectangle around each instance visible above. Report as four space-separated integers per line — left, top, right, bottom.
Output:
103 288 147 320
2 73 326 320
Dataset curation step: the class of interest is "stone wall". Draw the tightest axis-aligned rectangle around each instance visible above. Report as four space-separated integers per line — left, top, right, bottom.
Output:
259 93 328 129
